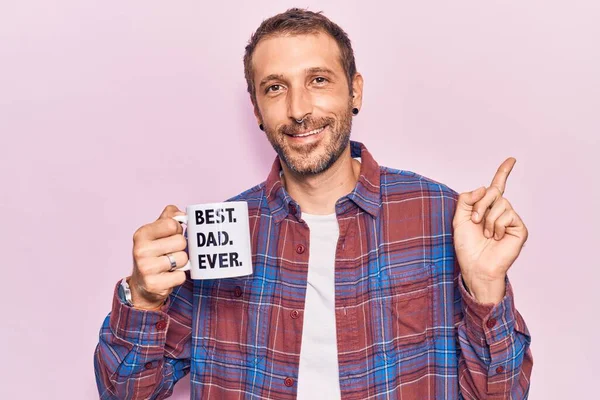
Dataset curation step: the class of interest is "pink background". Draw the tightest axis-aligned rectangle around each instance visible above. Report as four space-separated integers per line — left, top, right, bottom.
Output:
1 1 598 398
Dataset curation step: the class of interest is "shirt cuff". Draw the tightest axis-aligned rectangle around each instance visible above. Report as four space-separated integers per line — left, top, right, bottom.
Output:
459 274 516 345
109 280 171 347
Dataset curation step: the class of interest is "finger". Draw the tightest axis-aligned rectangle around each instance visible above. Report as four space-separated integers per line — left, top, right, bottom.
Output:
493 210 518 240
471 186 502 224
490 157 516 194
136 250 189 275
159 204 185 220
159 250 189 273
161 269 187 289
137 269 186 298
483 198 509 238
135 217 183 242
458 186 487 209
134 233 187 259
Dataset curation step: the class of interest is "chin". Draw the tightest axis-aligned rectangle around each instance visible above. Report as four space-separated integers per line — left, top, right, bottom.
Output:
269 121 351 175
284 149 340 176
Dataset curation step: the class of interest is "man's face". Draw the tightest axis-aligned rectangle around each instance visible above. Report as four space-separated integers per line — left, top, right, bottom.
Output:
251 32 361 175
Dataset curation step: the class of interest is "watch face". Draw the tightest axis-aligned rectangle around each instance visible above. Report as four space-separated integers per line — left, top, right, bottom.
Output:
118 279 131 305
118 281 127 303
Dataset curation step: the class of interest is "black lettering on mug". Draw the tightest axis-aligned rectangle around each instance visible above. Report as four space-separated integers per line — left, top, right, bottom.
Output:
196 208 237 225
198 254 207 269
219 253 228 268
195 210 205 225
225 208 235 223
198 252 242 269
229 252 241 267
205 209 215 224
198 253 219 269
196 231 230 247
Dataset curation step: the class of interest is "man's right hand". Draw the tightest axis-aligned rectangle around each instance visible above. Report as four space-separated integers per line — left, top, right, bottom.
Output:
128 205 189 310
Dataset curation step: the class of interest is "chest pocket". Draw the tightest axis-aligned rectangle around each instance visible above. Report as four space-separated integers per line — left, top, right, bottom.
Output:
203 277 267 366
379 262 434 357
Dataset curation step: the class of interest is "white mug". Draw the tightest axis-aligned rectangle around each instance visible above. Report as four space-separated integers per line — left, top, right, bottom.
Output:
172 201 253 280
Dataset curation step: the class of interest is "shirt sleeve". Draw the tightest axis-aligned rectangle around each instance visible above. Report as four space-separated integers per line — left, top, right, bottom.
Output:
456 271 533 399
94 278 193 399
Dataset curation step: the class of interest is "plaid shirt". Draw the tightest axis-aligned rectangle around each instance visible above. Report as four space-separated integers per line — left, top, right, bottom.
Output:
95 141 532 399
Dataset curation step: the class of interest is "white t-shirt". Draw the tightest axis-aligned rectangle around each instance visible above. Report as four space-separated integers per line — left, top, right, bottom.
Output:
296 212 341 400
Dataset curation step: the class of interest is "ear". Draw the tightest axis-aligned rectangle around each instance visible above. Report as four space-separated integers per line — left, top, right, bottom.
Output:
350 73 364 110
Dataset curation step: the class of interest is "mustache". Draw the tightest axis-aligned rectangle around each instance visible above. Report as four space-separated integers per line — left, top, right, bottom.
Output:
279 116 335 136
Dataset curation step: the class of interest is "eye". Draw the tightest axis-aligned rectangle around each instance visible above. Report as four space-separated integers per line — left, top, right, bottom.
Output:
266 84 282 93
313 76 328 84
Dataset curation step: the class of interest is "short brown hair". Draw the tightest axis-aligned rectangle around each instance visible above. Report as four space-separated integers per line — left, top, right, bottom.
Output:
243 8 357 106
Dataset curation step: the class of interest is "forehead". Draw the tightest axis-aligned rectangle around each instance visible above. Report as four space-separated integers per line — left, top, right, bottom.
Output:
252 32 344 81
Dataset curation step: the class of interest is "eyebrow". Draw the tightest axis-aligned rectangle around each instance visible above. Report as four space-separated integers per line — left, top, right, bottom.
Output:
259 74 284 89
258 67 337 89
306 67 335 76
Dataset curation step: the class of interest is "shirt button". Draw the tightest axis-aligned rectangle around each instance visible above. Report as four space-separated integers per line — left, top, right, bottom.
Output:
290 310 300 319
155 320 167 330
144 362 153 369
284 377 294 387
486 318 497 329
234 286 243 297
496 366 505 374
296 244 305 254
289 204 297 215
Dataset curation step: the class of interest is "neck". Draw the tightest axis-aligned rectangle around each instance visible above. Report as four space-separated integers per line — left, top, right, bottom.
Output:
281 145 360 215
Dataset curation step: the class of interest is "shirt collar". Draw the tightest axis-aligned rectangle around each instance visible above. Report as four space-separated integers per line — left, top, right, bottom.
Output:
265 141 382 223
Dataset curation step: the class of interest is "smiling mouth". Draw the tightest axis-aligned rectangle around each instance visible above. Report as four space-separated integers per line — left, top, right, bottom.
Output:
287 125 328 138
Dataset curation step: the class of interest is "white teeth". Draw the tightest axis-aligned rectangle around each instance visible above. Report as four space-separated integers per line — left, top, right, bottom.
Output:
292 126 326 137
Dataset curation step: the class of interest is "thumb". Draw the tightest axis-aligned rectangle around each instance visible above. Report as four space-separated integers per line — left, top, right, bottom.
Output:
455 186 486 219
461 186 487 207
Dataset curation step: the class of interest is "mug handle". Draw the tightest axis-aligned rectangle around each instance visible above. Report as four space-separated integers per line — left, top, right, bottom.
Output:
172 215 191 272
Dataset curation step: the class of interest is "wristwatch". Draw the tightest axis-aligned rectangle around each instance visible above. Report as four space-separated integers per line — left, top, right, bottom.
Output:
118 277 134 307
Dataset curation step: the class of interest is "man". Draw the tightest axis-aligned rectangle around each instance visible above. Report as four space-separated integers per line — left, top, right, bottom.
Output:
95 8 532 400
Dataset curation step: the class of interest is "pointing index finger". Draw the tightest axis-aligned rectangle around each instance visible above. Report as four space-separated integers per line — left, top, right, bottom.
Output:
490 157 516 194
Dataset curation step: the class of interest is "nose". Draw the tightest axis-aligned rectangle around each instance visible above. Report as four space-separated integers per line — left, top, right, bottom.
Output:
287 86 312 123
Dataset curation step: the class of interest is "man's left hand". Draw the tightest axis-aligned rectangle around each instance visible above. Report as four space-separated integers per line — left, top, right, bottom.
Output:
452 158 529 305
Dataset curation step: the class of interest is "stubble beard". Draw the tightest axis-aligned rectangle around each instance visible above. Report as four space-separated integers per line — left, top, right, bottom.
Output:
264 102 354 176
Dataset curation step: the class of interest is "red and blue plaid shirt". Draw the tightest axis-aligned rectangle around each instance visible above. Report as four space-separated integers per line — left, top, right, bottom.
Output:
95 141 532 399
